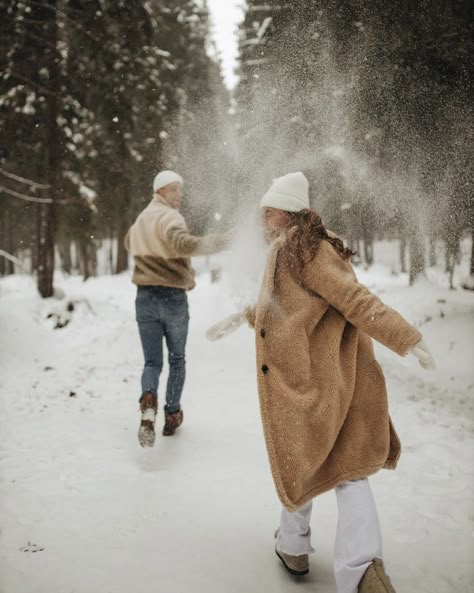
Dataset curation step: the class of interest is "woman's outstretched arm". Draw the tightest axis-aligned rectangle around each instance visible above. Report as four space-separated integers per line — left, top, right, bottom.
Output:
301 240 422 356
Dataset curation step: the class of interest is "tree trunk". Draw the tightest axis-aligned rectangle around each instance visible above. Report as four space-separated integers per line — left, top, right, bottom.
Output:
445 243 456 290
400 236 407 273
445 233 460 290
0 209 6 276
7 209 15 274
471 225 474 277
429 236 437 266
72 241 80 273
89 241 98 278
79 239 90 281
59 238 72 274
115 218 129 273
363 237 374 266
409 235 425 285
2 209 15 275
109 235 114 275
37 0 59 298
31 203 40 273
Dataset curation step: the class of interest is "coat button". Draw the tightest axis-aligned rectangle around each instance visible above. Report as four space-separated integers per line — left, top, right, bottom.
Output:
261 364 269 374
260 328 266 338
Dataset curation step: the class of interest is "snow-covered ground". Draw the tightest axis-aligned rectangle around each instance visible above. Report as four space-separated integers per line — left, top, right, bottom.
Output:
0 243 473 593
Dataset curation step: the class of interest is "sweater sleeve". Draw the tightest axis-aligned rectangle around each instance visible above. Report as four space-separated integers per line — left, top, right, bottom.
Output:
159 211 230 257
124 228 131 252
301 240 422 356
164 225 230 257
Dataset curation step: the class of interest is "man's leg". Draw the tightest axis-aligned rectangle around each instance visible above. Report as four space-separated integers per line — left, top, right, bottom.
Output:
135 286 164 400
334 479 383 593
137 320 164 399
162 291 189 414
135 287 164 447
136 320 164 447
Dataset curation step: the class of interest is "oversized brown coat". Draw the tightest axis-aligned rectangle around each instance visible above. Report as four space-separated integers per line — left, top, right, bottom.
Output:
249 232 422 511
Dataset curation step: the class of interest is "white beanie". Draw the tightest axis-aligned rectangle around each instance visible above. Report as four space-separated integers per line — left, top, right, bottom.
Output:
153 170 183 192
260 172 309 212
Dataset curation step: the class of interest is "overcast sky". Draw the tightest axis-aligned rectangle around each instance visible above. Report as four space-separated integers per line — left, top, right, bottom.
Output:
207 0 245 89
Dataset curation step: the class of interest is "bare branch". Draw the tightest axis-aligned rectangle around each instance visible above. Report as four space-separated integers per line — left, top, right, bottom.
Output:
4 71 56 96
22 0 105 45
0 249 25 269
2 15 59 49
0 184 52 203
0 167 50 189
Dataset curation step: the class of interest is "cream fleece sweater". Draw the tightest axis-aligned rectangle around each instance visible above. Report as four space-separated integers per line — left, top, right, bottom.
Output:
124 196 228 289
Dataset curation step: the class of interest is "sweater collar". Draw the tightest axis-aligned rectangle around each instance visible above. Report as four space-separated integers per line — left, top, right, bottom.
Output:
151 195 171 208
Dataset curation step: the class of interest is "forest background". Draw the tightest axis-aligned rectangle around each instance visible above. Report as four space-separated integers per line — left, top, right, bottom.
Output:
0 0 472 296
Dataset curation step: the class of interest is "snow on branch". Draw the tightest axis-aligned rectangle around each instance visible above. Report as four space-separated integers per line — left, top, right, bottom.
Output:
0 249 25 269
241 18 272 48
257 17 272 40
0 184 52 203
249 5 289 12
0 167 49 189
244 58 270 66
241 38 260 47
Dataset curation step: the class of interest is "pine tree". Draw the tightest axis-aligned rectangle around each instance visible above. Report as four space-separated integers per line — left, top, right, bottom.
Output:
236 0 473 284
1 0 234 287
161 1 234 233
0 0 65 296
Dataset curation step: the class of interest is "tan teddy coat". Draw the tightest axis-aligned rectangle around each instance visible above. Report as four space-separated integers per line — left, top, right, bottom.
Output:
250 231 422 511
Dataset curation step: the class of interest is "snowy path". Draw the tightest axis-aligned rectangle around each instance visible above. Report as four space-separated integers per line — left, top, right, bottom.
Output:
0 263 473 593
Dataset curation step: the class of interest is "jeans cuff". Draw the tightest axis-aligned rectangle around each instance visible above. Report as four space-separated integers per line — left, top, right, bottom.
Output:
139 390 157 402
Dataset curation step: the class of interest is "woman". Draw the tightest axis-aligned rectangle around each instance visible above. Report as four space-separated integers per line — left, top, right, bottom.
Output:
246 172 434 593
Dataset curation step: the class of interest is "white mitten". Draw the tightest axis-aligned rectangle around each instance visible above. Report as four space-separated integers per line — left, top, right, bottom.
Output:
409 339 436 370
206 311 246 341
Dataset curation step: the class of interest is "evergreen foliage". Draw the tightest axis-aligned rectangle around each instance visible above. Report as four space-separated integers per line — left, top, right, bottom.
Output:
236 0 473 283
0 0 230 292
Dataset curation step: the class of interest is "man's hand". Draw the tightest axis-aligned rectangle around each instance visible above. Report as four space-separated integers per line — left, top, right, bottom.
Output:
409 339 436 370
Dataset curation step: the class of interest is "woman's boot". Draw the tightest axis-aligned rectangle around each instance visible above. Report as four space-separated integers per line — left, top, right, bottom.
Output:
358 559 397 593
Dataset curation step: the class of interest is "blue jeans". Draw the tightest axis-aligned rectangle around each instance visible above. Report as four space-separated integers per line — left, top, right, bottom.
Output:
135 286 189 413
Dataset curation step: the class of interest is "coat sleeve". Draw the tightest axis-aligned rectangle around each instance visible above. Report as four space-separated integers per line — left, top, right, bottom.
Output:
301 240 422 356
244 305 256 328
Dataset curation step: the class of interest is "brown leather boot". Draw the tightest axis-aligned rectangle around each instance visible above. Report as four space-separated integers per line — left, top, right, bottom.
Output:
358 559 397 593
162 409 183 436
275 549 309 576
138 392 157 448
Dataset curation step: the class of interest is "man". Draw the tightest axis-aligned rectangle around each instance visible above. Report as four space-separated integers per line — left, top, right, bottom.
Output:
125 170 229 447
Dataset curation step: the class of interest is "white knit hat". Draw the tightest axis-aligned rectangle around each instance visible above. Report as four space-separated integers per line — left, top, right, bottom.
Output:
153 170 183 192
260 172 309 212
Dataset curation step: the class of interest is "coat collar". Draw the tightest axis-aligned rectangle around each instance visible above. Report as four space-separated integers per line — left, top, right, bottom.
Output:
256 232 288 323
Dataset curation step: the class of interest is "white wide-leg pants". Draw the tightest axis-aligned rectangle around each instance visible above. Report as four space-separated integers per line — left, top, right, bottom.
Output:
276 479 383 593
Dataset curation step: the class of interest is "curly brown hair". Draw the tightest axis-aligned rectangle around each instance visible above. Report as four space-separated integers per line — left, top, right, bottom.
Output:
286 209 355 269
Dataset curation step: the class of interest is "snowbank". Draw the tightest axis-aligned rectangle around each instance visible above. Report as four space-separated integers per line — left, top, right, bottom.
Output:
0 249 473 593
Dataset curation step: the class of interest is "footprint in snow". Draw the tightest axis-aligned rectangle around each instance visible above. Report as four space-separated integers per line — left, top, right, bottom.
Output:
20 541 45 553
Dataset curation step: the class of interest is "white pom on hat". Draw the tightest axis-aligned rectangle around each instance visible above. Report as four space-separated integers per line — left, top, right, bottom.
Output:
153 170 183 192
260 172 309 212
